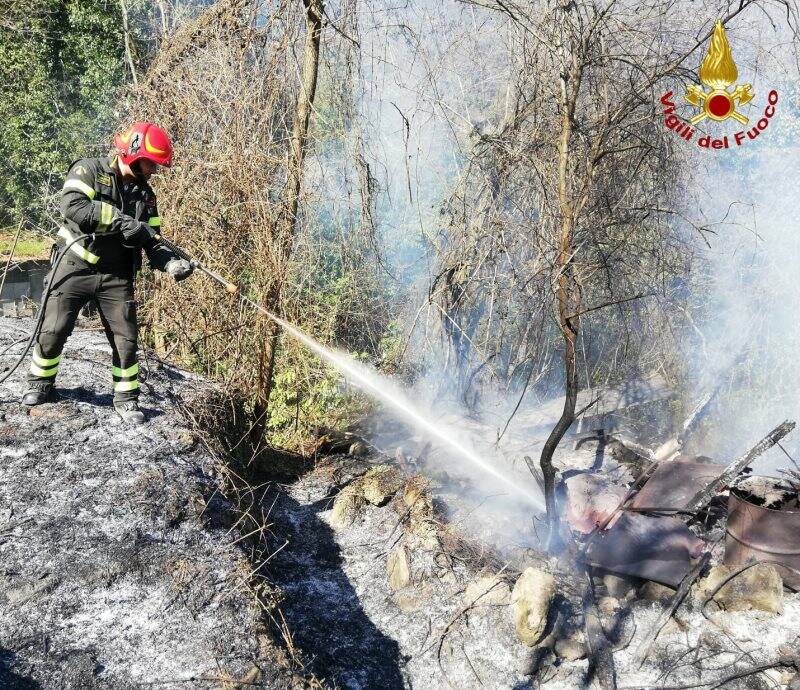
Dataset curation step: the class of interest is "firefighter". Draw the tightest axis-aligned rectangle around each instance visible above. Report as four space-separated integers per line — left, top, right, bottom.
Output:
20 122 193 424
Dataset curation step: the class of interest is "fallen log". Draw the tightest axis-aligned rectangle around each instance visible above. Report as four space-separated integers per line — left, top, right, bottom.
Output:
683 420 795 513
653 387 721 461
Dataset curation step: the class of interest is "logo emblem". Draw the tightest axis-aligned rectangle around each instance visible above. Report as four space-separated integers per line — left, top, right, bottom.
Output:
129 132 142 155
685 21 753 125
659 20 779 150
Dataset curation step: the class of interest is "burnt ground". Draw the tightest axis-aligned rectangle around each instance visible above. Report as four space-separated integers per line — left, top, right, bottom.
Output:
3 317 799 690
0 320 299 688
0 318 540 689
265 464 408 689
261 458 537 690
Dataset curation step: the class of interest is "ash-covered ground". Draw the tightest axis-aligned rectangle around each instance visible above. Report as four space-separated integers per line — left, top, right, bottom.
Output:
3 317 799 690
264 456 538 689
0 319 297 689
282 444 800 690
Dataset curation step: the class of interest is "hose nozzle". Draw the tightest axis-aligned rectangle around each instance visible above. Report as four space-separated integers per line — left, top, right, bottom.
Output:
188 260 239 295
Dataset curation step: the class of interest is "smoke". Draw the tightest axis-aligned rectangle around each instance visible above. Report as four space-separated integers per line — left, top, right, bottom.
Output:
306 2 800 551
679 18 800 475
345 0 552 548
260 305 544 508
355 0 508 281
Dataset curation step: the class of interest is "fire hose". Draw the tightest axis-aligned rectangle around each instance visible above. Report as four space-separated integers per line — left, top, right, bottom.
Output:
149 231 239 295
0 230 122 385
150 231 287 324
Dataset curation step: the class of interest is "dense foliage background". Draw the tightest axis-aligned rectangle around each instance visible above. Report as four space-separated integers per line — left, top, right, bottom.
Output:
0 0 145 224
2 0 798 468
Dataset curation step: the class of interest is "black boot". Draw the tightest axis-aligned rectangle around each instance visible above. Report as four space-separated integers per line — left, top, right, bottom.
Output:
114 399 145 425
21 380 55 406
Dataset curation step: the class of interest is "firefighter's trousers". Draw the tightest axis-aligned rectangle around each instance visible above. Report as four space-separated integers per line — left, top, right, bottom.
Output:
27 258 140 402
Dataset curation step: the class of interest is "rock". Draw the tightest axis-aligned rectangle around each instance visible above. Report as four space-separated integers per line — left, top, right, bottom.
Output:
387 545 411 591
554 636 587 661
603 573 636 599
362 464 404 505
515 652 547 677
410 521 438 547
329 485 365 529
464 575 512 607
597 596 619 616
789 673 800 690
238 666 262 685
393 583 433 612
348 440 369 457
510 567 555 646
176 431 196 451
403 484 438 544
694 563 783 614
403 477 427 507
640 581 676 602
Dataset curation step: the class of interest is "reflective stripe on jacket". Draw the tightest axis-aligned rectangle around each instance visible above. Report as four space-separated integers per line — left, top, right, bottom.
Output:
59 156 172 272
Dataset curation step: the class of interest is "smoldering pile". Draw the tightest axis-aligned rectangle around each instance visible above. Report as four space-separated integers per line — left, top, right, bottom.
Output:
542 388 800 688
329 377 800 688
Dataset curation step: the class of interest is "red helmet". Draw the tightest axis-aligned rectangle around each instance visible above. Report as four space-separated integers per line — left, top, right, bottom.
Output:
113 122 173 167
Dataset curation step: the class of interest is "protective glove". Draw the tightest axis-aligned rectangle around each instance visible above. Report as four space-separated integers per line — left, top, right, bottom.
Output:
119 216 157 248
165 258 194 282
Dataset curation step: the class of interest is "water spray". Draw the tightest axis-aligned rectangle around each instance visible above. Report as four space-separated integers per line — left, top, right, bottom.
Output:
245 299 544 509
154 234 544 510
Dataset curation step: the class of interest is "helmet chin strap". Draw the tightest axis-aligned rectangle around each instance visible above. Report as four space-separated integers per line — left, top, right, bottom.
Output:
130 161 147 182
118 159 149 183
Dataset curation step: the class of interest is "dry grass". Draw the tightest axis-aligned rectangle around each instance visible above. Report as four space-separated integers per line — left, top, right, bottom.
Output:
123 0 301 433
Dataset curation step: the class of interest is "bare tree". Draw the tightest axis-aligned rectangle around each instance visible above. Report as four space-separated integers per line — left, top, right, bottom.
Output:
121 0 384 455
251 0 325 445
435 0 775 539
127 0 301 445
118 0 139 86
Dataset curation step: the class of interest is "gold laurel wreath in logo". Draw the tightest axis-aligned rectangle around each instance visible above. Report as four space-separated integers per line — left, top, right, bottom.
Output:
685 21 754 125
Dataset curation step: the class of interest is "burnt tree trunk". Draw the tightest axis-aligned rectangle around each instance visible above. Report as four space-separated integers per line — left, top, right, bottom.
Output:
539 53 582 547
251 0 324 450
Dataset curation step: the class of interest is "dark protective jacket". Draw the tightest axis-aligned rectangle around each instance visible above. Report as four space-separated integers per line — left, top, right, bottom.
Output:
58 156 177 274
